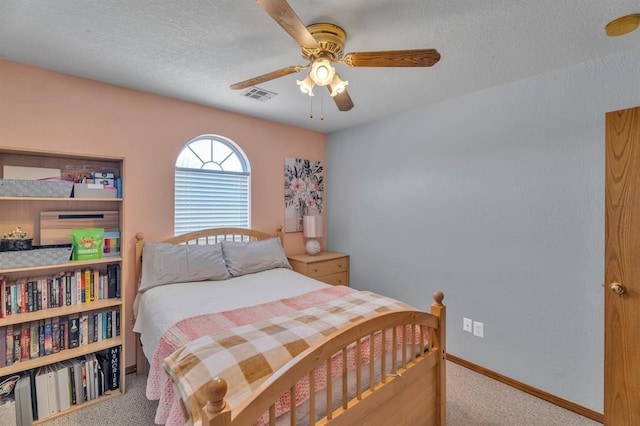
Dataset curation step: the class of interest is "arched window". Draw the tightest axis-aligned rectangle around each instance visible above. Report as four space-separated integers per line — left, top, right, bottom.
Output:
174 135 250 235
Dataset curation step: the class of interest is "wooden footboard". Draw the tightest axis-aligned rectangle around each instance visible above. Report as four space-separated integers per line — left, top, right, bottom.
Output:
199 292 446 426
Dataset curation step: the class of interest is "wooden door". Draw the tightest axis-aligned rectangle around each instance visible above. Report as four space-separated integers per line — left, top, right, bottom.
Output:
604 106 640 425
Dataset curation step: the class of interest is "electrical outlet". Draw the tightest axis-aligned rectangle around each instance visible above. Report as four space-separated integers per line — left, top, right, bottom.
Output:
463 317 473 333
473 321 484 338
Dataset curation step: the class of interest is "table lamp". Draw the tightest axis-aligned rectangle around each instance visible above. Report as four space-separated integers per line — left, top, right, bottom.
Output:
303 214 322 255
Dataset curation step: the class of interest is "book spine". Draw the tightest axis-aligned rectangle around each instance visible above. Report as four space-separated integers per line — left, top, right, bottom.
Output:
59 276 64 307
35 279 42 311
106 311 112 339
27 280 33 312
59 321 66 351
68 315 79 349
94 270 100 301
109 346 120 390
69 363 77 405
4 282 11 316
115 308 120 336
39 320 45 357
80 314 88 346
41 277 48 310
10 283 15 315
0 326 5 367
0 276 5 318
20 323 30 361
80 271 86 304
70 273 77 305
5 325 13 366
115 177 122 198
46 277 52 308
52 317 60 353
44 318 52 355
85 269 92 303
65 274 72 306
116 264 121 299
30 321 39 359
13 327 21 363
20 279 26 313
75 270 82 305
88 313 95 344
99 311 105 341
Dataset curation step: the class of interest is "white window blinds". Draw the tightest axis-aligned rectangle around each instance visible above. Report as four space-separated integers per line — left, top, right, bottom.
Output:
174 168 249 235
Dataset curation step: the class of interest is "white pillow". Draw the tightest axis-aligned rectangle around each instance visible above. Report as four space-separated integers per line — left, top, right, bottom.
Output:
221 237 291 277
139 242 230 292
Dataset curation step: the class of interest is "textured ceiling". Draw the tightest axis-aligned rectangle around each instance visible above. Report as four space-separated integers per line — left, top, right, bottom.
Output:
1 1 639 133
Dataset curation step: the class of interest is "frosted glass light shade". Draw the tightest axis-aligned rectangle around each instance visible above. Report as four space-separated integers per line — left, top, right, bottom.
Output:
310 57 335 86
297 74 315 96
329 74 349 97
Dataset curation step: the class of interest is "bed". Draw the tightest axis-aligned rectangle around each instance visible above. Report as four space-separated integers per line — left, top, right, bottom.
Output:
132 227 446 426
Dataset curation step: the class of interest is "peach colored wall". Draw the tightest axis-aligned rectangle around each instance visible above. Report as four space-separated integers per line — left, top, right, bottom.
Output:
0 59 326 369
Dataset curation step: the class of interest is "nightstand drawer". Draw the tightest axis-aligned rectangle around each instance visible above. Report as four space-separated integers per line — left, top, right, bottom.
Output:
288 252 350 287
303 257 348 277
316 271 349 286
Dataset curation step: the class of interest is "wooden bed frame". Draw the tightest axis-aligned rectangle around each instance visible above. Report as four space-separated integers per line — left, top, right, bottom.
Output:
133 227 446 426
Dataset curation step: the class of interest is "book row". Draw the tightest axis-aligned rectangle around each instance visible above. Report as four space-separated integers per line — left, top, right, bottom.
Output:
0 263 121 318
0 308 121 368
0 346 121 425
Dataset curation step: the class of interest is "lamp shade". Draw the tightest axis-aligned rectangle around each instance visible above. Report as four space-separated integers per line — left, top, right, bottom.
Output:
303 215 322 238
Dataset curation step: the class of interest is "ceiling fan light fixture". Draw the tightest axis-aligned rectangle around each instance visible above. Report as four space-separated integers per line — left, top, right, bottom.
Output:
297 74 315 96
329 74 349 97
310 56 335 86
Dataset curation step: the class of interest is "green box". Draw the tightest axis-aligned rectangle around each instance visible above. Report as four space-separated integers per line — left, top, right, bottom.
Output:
71 228 105 260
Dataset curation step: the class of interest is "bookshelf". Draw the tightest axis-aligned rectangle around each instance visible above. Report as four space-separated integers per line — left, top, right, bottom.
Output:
0 148 125 424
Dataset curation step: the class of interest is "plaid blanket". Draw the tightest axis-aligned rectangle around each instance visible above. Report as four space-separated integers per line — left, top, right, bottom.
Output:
163 291 416 426
148 286 358 425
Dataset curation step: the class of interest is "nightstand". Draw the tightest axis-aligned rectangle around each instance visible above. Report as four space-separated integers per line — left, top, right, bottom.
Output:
288 251 349 286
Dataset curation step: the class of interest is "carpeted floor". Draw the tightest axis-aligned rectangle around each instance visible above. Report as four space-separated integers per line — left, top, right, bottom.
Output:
43 361 601 425
446 362 601 426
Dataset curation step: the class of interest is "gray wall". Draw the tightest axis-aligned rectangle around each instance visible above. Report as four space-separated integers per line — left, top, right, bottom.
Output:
326 47 640 413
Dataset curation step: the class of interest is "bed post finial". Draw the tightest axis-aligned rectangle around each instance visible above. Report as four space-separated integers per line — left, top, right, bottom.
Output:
276 225 284 246
432 291 444 305
207 377 227 412
202 378 231 425
135 232 145 242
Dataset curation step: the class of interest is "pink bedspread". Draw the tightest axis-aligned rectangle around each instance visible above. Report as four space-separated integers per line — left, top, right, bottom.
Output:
146 285 357 425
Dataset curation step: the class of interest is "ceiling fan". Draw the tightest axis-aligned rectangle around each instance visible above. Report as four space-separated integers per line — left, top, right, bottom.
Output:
230 0 441 112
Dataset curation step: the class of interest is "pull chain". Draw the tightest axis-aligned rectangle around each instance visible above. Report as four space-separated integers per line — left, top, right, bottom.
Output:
308 93 326 121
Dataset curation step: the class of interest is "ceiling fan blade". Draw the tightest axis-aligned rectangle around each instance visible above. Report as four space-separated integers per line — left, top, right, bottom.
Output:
341 49 441 67
327 86 355 112
230 65 305 90
256 0 319 49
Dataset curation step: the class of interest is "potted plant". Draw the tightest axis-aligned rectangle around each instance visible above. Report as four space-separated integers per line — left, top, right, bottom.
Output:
1 227 33 251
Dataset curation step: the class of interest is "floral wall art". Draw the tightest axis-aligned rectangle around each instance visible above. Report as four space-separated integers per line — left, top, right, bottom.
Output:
284 157 324 233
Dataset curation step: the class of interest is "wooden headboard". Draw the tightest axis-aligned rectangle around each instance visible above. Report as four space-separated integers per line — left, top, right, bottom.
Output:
134 226 284 290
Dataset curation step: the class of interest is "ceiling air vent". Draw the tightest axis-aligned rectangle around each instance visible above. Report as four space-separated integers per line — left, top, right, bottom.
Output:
241 87 277 102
